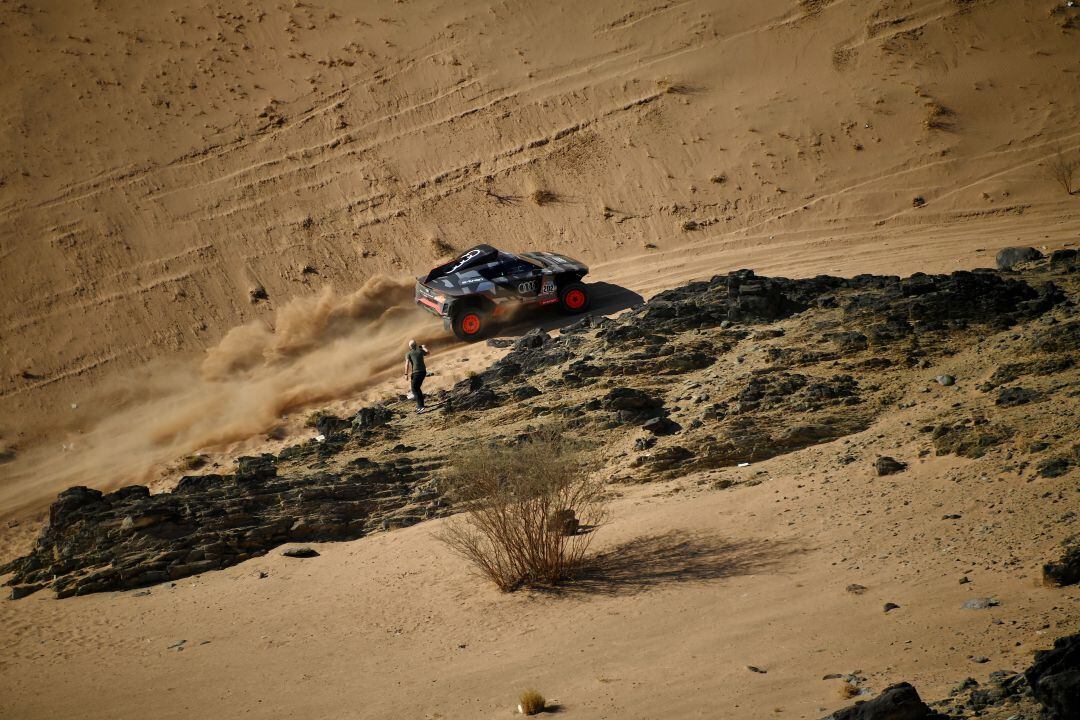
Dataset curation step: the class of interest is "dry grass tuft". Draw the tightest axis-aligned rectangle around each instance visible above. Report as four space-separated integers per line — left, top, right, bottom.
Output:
657 78 693 95
518 689 546 715
437 429 607 592
923 101 954 130
430 236 457 257
839 683 861 699
531 189 558 206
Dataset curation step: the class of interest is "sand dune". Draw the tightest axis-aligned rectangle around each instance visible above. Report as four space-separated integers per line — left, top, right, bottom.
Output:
1 1 1079 718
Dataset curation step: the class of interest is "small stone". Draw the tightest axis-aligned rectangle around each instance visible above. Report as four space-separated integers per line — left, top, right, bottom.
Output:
959 576 970 584
282 547 320 558
963 597 1000 610
846 584 868 595
747 665 767 674
883 602 901 613
935 374 956 386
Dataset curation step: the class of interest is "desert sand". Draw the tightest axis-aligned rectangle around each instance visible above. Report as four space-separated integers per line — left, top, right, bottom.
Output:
1 0 1079 718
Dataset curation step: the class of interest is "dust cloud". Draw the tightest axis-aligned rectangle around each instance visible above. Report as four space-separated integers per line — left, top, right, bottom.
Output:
0 276 449 517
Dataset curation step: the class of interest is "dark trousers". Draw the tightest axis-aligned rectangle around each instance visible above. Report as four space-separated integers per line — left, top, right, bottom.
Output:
410 372 425 409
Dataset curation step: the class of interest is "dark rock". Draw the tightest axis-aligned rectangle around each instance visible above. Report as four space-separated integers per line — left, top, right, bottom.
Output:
9 583 45 600
603 387 664 418
235 454 277 482
1037 456 1072 478
514 328 549 350
512 385 542 401
486 338 514 349
996 386 1036 407
932 423 1012 459
875 456 907 476
634 436 657 451
962 597 1000 610
1050 248 1078 270
352 405 394 429
934 374 955 387
846 584 868 595
282 547 320 558
314 413 351 436
883 602 901 612
547 509 579 536
1043 544 1080 587
2 456 438 598
642 416 681 436
1026 632 1080 720
995 246 1043 270
824 681 939 720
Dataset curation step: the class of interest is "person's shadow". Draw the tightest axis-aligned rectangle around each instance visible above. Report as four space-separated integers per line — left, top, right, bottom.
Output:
489 281 643 339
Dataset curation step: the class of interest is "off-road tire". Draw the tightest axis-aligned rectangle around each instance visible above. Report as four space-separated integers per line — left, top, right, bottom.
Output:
452 306 490 341
558 282 591 314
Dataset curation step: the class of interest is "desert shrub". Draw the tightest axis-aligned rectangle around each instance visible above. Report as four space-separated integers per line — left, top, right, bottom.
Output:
437 430 607 591
304 409 332 428
430 236 457 257
519 689 546 715
531 189 558 206
1046 146 1078 195
923 101 953 130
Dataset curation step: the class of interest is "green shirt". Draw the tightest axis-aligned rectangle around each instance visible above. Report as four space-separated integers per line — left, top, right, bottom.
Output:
407 348 427 376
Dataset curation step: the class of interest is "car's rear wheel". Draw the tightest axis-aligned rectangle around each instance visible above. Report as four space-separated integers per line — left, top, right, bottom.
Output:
452 306 489 341
558 282 591 314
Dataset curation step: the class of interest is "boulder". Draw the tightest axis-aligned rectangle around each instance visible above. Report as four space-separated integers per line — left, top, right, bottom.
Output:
235 454 277 482
995 246 1043 270
642 416 681 436
995 386 1036 407
1026 632 1080 720
352 405 393 429
1043 545 1080 587
603 387 664 417
875 457 907 476
824 682 940 720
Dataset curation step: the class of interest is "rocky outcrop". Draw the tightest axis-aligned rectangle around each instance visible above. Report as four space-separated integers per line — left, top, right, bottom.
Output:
823 682 942 720
1 454 447 599
996 246 1043 270
4 263 1072 599
1025 632 1080 720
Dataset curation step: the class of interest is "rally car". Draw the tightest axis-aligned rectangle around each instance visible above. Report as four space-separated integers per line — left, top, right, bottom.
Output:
415 244 591 340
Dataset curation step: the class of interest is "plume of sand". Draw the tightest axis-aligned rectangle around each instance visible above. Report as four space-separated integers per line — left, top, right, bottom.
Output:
0 276 448 518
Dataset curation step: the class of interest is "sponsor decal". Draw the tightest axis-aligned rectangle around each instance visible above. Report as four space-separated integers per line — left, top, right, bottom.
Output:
540 277 556 295
517 280 537 293
448 248 483 273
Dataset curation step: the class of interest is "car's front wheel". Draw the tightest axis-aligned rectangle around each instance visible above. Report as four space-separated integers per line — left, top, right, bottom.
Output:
558 282 591 314
451 306 489 341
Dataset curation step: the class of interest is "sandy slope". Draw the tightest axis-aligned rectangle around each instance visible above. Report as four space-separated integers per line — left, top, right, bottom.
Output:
2 0 1079 490
2 423 1077 719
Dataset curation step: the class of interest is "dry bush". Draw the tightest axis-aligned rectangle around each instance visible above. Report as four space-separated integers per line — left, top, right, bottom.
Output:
518 689 546 715
437 430 607 591
430 236 457 257
1046 146 1078 195
531 189 558 206
923 101 954 130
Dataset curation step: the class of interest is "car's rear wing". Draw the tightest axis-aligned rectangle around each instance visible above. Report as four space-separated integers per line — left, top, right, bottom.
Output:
423 244 498 282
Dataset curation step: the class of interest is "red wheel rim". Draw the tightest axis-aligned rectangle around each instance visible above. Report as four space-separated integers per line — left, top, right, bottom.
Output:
564 289 586 309
461 313 481 335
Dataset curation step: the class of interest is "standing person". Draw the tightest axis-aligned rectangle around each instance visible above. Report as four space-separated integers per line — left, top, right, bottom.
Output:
404 340 429 413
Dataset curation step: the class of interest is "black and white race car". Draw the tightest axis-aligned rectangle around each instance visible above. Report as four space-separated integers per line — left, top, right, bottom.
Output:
415 244 591 340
